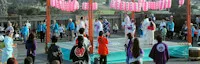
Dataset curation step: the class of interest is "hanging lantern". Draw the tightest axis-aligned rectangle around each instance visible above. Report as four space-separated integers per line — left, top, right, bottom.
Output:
110 0 116 8
50 0 56 7
179 0 185 7
129 2 135 11
138 0 146 3
125 2 130 11
92 2 98 10
135 3 142 12
167 0 172 8
115 0 121 10
120 1 126 11
159 1 165 10
142 2 149 11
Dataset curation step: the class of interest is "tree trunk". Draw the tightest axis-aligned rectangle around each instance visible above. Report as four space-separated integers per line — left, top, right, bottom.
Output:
0 0 8 16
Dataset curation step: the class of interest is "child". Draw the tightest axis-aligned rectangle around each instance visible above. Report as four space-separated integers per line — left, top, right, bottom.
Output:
47 36 62 64
98 31 109 64
161 26 167 41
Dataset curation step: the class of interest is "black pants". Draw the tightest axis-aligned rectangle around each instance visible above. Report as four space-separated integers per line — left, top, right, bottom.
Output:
113 30 117 33
40 31 45 42
60 33 63 38
100 55 107 64
168 31 173 39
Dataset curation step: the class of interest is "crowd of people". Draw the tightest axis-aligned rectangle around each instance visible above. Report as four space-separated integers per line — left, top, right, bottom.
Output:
0 14 180 64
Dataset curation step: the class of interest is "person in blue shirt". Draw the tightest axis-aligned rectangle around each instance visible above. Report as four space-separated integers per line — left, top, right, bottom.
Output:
51 20 59 37
66 18 75 41
191 23 196 46
166 19 175 40
21 24 29 43
37 21 46 43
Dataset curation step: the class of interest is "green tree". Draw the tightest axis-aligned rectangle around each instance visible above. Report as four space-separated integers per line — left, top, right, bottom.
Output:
0 0 8 16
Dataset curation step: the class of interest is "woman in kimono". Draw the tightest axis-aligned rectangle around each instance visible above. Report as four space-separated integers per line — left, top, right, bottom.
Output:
146 18 156 45
94 18 103 37
149 35 170 64
124 14 132 37
128 38 144 64
1 31 16 64
141 15 150 43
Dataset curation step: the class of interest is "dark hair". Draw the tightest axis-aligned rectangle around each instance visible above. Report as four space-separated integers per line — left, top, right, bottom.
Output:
149 18 152 21
132 38 140 58
51 36 58 43
51 60 60 64
79 28 85 34
27 33 35 44
99 17 103 20
80 17 83 20
163 26 166 28
7 58 17 64
24 56 33 64
127 33 132 39
77 36 84 48
99 31 104 36
150 21 153 27
145 14 148 18
156 35 162 43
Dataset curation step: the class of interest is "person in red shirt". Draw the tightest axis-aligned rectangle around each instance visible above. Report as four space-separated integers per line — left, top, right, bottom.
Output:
98 31 109 64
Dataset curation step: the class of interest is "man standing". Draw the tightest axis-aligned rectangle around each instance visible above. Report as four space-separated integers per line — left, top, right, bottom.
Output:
166 18 175 40
66 19 75 41
37 21 46 43
77 17 87 34
103 19 111 37
51 20 59 37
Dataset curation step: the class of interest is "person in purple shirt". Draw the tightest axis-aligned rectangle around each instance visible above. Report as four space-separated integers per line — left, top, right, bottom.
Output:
26 33 37 63
149 35 170 64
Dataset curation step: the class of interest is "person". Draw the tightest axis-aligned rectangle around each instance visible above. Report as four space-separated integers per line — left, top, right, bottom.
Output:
37 21 46 43
197 27 200 41
26 20 31 29
21 24 29 43
77 17 87 32
47 36 62 64
166 18 175 40
98 31 109 64
196 16 200 28
160 18 166 30
1 31 16 64
161 26 167 41
51 60 60 64
70 36 89 64
75 28 90 49
142 15 150 43
124 33 133 64
59 24 65 39
103 19 111 37
128 38 144 64
66 19 75 41
5 22 14 34
191 23 196 46
51 20 59 37
26 33 37 63
146 18 156 45
124 14 132 37
94 18 104 37
113 23 119 34
149 35 170 64
130 19 136 37
7 58 18 64
24 56 33 64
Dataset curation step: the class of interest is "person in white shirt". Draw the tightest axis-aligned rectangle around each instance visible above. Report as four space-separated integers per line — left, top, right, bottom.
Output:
59 24 65 39
5 22 14 34
124 14 132 37
94 18 103 37
26 20 31 29
141 15 150 43
160 18 166 30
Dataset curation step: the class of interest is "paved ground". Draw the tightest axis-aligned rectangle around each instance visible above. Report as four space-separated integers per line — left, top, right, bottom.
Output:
1 32 200 64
